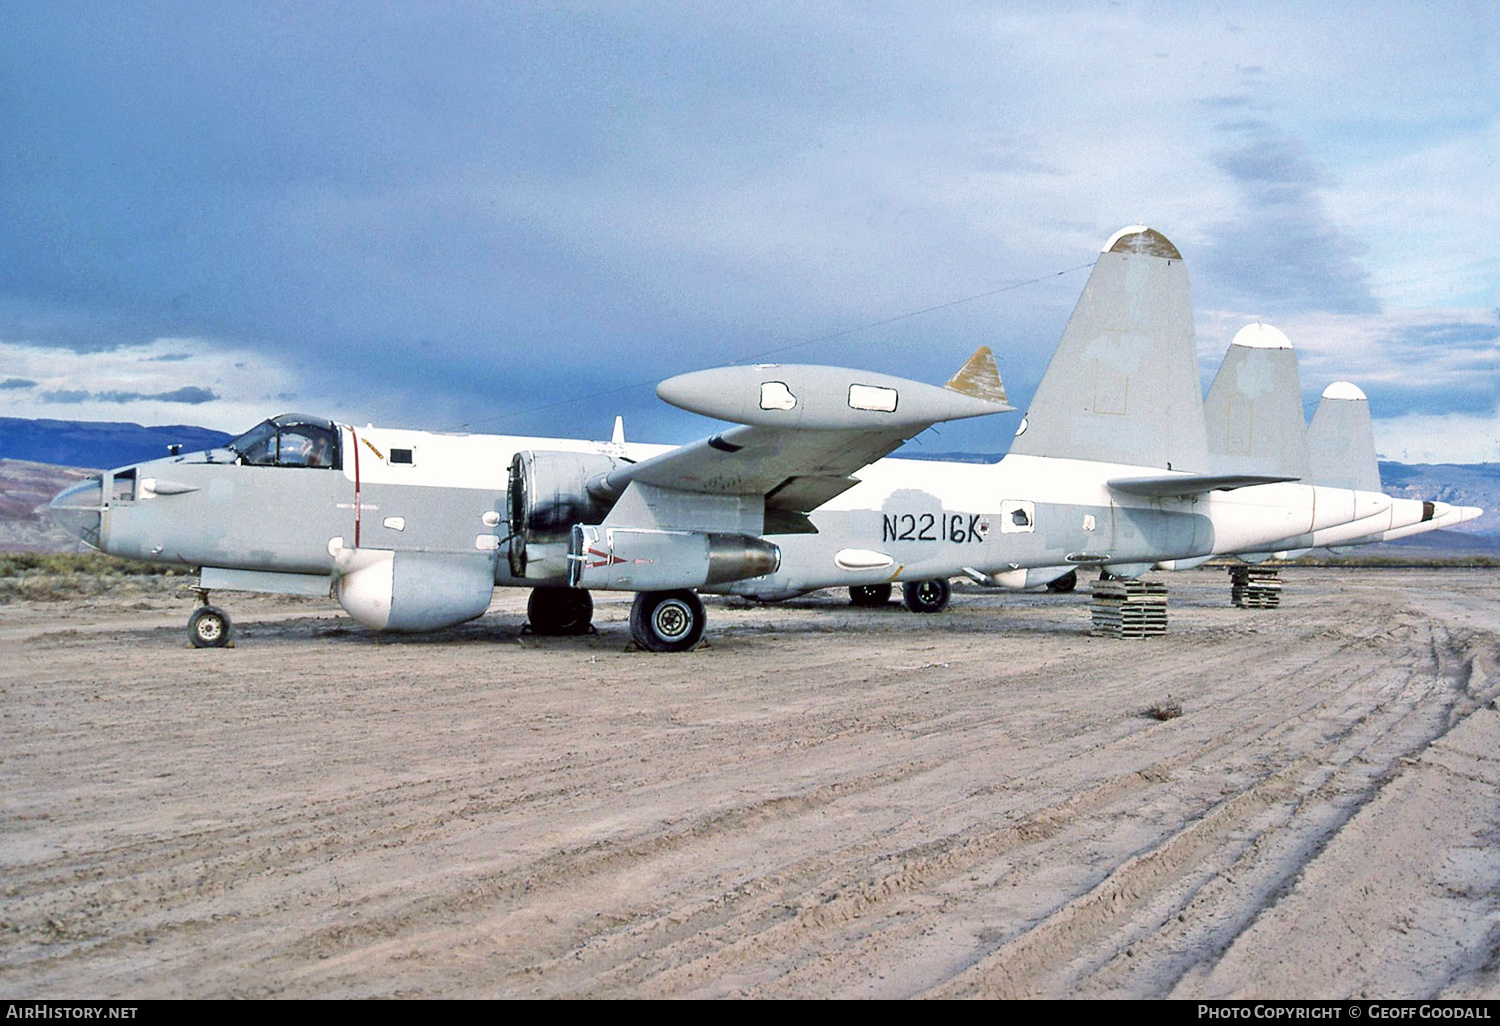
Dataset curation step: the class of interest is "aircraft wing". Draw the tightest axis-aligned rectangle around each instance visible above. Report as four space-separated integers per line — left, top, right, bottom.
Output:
597 348 1013 532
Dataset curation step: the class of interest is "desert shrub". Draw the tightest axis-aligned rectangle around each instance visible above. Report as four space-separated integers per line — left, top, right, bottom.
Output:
0 553 191 602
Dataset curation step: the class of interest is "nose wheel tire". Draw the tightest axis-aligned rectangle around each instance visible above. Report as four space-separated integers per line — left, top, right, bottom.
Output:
526 588 594 635
849 583 893 607
188 606 232 648
630 590 705 652
902 578 951 614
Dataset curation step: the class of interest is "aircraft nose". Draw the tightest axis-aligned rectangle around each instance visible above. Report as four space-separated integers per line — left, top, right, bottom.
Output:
50 475 105 550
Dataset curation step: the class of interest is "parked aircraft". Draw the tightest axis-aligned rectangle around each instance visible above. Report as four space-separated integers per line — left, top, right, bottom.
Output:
51 226 1475 650
961 317 1481 596
50 355 1017 650
1303 380 1481 548
1196 324 1477 561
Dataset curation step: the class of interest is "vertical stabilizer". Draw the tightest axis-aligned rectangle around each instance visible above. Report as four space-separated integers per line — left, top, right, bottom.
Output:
1009 226 1209 471
1307 382 1382 492
1204 322 1311 480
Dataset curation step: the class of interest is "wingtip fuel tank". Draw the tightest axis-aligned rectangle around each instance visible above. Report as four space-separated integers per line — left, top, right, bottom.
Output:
655 362 1013 430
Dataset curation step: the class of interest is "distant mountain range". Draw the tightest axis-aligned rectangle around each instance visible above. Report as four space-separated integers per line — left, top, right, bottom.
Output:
0 417 232 472
2 418 1496 553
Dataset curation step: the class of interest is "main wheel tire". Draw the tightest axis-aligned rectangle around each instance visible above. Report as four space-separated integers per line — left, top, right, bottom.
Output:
630 590 705 652
188 605 231 648
849 583 893 607
1045 569 1079 593
902 578 951 614
527 588 594 635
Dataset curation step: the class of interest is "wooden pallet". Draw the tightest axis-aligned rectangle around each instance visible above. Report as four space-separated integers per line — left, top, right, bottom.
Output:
1229 566 1282 608
1090 578 1169 638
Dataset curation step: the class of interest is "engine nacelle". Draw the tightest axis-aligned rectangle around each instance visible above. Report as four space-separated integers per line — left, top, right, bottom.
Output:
508 450 624 580
335 549 496 631
569 525 780 592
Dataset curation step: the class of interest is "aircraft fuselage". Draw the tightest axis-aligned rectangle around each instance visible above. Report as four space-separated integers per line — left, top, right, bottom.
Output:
62 421 1387 603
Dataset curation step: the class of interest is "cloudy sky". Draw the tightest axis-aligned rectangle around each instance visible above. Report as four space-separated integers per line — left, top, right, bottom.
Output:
1 1 1495 462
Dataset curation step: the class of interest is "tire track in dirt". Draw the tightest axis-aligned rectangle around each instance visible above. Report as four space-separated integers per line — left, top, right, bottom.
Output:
3 569 1495 998
533 619 1479 996
410 617 1436 995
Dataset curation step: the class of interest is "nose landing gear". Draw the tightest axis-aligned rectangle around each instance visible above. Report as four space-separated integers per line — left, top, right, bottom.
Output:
187 586 233 648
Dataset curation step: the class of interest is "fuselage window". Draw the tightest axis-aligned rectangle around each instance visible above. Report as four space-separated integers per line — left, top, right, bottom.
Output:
760 382 797 411
1000 499 1036 534
110 468 137 503
848 384 898 412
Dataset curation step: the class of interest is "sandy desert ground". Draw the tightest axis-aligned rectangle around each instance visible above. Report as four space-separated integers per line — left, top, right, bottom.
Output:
1 566 1497 999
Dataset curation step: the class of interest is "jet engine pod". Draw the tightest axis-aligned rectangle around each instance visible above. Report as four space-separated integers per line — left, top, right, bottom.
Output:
569 525 780 591
336 549 496 631
508 450 625 579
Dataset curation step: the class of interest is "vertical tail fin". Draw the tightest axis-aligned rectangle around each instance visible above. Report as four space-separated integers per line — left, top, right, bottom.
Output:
1203 322 1311 480
1008 226 1209 471
1307 382 1382 492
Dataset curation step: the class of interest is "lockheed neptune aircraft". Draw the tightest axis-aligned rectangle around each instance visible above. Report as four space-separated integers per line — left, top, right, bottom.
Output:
50 226 1478 650
1197 323 1479 561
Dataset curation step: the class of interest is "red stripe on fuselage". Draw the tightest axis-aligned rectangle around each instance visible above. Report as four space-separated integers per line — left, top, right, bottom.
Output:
349 425 362 547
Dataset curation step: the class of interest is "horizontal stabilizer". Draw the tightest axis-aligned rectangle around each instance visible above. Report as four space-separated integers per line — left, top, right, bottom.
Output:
1108 472 1300 497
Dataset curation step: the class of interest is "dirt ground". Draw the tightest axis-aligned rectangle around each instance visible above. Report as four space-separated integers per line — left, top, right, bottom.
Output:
1 566 1497 999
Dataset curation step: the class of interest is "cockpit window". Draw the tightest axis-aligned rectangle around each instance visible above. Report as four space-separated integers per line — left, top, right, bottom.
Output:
230 421 278 465
228 415 341 470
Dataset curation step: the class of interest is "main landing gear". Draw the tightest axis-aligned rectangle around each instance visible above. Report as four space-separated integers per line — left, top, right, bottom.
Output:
526 586 706 652
525 588 595 635
525 587 707 652
849 583 893 607
850 579 953 613
187 588 232 648
902 578 951 613
630 590 706 652
1045 569 1079 593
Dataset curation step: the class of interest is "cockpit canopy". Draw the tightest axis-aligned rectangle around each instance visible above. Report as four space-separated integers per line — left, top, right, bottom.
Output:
227 414 341 470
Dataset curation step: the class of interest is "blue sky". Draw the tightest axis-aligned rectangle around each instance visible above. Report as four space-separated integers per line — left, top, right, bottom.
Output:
1 1 1495 461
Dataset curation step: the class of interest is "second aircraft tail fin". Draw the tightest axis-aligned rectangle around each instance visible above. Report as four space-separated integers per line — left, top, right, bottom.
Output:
1203 322 1312 481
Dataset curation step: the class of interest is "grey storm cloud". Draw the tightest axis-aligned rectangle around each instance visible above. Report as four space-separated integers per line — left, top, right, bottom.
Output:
0 377 37 389
154 386 219 403
42 386 220 405
1386 319 1500 350
1198 129 1379 318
